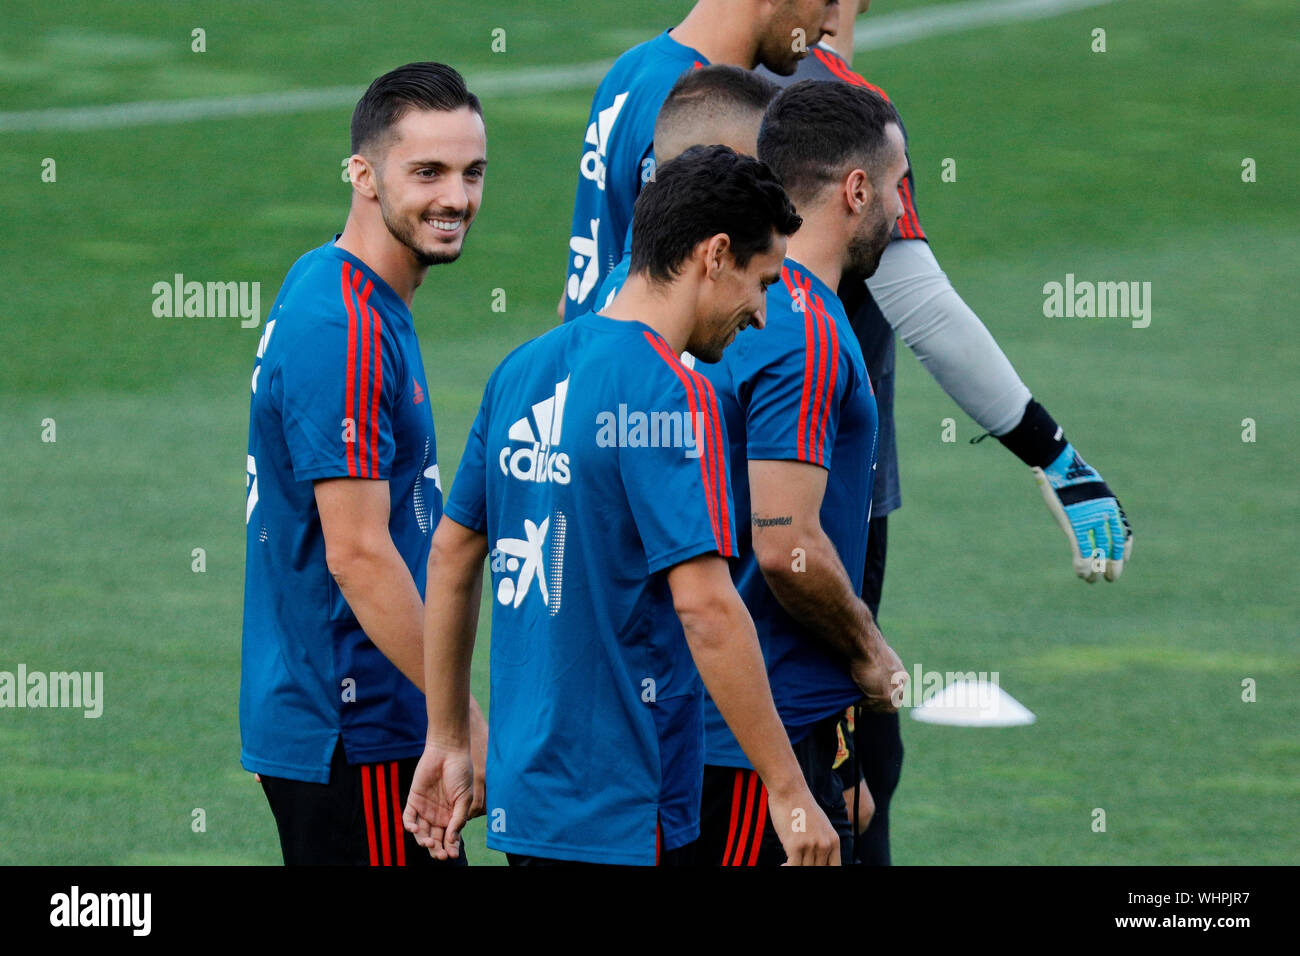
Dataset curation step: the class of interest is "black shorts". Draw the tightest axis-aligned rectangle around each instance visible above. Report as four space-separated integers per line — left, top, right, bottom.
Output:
697 713 854 865
259 740 468 867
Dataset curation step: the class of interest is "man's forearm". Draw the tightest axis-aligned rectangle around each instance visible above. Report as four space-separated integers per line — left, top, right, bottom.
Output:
680 594 807 799
421 531 485 745
755 524 878 663
330 545 425 690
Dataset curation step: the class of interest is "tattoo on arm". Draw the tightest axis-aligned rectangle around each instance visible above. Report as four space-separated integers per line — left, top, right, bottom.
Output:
751 514 793 528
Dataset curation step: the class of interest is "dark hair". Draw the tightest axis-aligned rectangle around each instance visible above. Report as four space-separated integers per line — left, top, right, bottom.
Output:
351 62 482 155
629 144 801 284
757 80 901 203
654 65 780 145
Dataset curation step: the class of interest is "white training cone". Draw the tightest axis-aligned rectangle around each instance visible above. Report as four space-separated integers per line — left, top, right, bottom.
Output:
910 679 1035 727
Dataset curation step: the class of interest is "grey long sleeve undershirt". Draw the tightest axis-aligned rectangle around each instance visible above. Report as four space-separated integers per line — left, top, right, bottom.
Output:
866 239 1032 437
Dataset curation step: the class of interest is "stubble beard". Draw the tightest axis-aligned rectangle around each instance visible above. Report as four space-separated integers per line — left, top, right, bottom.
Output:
378 189 466 267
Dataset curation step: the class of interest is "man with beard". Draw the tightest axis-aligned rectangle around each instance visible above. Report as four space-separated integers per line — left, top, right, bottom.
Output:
240 62 487 865
560 0 843 320
694 81 908 865
762 1 1134 865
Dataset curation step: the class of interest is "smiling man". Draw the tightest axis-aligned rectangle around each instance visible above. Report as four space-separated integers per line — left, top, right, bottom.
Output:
240 62 487 866
404 146 842 866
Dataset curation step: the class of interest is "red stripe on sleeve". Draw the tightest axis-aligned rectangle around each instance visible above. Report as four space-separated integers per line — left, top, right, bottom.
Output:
356 284 372 478
375 762 392 866
679 363 728 558
389 761 405 866
697 375 732 556
367 303 382 477
681 370 720 545
807 279 829 466
360 763 379 866
643 332 724 553
783 267 815 462
811 293 840 462
341 264 359 477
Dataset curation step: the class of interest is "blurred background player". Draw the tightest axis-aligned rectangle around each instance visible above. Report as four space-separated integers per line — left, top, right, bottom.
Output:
240 62 488 866
759 0 1134 865
695 81 909 865
559 0 844 321
404 147 842 866
590 65 782 311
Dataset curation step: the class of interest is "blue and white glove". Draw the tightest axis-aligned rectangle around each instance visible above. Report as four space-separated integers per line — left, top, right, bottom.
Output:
1033 444 1133 582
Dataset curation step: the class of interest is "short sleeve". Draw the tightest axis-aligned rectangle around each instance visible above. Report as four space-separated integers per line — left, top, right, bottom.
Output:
278 309 399 483
740 285 851 471
623 340 737 573
443 398 490 534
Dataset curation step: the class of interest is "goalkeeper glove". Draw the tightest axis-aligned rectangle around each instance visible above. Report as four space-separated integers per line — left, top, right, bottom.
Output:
1034 444 1132 582
992 400 1134 582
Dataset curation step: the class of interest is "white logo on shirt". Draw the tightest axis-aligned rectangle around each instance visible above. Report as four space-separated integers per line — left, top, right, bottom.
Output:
567 218 601 306
492 511 565 617
580 91 627 191
499 377 571 485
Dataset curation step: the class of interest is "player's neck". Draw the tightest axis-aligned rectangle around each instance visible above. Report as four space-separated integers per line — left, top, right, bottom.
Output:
826 5 858 66
335 219 428 307
784 218 846 294
670 4 761 69
598 275 693 355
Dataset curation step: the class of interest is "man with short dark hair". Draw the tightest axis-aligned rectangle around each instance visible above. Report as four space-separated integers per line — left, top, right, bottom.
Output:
763 1 1133 865
241 62 487 866
694 81 908 866
589 64 781 312
403 146 841 866
560 0 843 320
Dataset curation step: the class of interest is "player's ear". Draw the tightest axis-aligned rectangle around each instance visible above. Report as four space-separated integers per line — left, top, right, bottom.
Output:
702 233 732 281
846 167 870 216
348 154 378 199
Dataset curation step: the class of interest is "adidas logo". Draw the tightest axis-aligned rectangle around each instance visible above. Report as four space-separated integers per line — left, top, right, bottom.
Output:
498 377 572 485
1064 453 1093 481
413 379 425 405
579 91 627 190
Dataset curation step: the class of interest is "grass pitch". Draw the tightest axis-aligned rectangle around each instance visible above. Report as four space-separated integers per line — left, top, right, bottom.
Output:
0 0 1296 864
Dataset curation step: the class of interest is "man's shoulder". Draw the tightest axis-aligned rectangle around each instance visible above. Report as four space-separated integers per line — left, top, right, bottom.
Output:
608 30 698 78
596 31 699 116
780 44 895 101
270 245 352 330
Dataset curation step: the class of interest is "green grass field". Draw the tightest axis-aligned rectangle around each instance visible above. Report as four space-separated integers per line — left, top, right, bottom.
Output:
1 0 1296 865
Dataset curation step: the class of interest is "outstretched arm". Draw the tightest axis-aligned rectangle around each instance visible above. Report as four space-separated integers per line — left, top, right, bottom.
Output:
866 238 1133 580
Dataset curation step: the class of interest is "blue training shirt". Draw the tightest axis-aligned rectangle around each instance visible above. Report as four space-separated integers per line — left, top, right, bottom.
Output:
562 29 707 320
444 313 735 865
591 227 634 315
241 238 440 783
699 259 878 769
